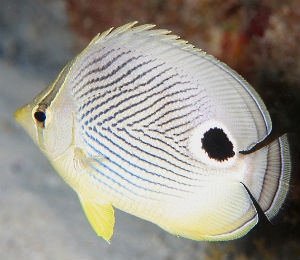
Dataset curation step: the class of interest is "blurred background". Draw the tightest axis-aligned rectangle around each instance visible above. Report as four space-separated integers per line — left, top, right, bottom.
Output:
0 0 299 259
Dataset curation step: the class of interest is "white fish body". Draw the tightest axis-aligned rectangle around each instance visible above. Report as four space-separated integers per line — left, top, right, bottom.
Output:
15 22 291 242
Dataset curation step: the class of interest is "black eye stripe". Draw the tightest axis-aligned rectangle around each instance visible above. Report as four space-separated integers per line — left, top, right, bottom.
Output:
34 111 46 123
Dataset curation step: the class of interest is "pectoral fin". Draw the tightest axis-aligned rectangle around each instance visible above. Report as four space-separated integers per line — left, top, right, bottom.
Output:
79 195 115 243
73 147 107 172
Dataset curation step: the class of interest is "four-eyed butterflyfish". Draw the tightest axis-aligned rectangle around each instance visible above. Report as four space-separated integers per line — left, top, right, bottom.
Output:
15 22 291 242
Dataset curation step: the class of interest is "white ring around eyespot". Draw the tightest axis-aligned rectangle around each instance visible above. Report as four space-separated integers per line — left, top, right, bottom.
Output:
187 120 238 168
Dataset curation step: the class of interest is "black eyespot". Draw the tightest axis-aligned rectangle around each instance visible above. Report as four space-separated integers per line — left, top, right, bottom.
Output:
201 127 235 161
34 111 46 123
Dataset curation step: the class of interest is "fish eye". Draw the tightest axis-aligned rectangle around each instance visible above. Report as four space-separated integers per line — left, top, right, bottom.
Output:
34 111 46 123
32 106 52 128
188 120 237 168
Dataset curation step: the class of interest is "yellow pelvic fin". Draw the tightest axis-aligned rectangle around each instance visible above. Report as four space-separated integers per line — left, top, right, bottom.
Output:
79 195 115 243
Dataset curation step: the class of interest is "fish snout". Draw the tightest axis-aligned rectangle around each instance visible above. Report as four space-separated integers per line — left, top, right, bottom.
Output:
15 104 32 127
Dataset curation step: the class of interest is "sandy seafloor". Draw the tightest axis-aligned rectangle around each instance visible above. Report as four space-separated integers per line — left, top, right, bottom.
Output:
0 0 299 259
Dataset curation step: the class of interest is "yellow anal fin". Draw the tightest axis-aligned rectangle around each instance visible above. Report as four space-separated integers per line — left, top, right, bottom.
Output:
79 195 115 243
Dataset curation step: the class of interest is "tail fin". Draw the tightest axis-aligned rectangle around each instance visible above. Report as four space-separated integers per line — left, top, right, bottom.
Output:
243 134 291 221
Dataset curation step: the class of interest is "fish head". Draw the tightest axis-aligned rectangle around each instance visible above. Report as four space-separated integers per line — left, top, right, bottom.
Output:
15 65 74 161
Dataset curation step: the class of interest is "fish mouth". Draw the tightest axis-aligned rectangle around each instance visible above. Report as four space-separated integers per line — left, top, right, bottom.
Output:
14 104 38 144
15 104 32 127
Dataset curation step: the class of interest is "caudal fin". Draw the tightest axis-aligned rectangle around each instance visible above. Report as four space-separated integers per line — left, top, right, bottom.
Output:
243 134 291 221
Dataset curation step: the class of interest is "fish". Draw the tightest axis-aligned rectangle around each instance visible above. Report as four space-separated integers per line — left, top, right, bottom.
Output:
14 22 291 242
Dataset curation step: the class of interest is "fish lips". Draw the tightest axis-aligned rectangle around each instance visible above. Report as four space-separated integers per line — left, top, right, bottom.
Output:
15 104 38 144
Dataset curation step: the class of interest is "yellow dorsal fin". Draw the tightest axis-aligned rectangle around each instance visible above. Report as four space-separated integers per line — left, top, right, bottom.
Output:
79 195 115 243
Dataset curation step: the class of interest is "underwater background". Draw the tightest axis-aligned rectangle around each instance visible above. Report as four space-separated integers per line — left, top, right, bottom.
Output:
0 0 299 259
